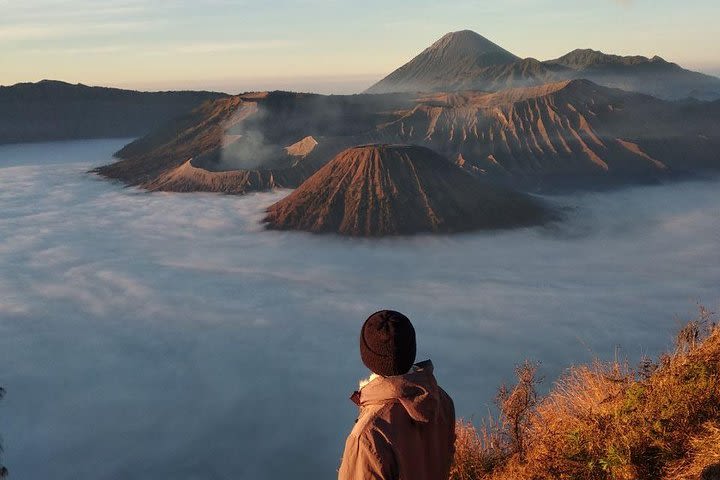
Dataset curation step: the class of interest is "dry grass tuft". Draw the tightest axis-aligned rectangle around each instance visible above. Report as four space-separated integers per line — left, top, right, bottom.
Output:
453 306 720 480
451 417 509 480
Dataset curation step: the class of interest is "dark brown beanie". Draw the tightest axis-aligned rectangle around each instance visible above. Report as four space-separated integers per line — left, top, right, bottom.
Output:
360 310 416 376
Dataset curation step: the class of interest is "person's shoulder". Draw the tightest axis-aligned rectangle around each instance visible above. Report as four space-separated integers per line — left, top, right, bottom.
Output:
438 385 456 414
350 403 395 442
345 404 396 460
438 385 454 402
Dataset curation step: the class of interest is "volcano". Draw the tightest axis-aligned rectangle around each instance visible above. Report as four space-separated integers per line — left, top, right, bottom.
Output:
365 30 720 100
366 30 520 94
96 79 720 194
263 144 548 236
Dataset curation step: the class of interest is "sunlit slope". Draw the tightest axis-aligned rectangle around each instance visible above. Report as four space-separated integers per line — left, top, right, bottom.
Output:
96 81 720 193
264 144 549 236
373 80 720 183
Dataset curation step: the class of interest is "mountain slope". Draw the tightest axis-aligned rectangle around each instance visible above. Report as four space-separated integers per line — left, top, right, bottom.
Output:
365 31 720 100
97 81 720 193
0 80 225 144
143 153 319 194
263 144 548 236
366 30 520 94
547 49 720 100
96 94 256 183
372 79 720 188
96 91 415 189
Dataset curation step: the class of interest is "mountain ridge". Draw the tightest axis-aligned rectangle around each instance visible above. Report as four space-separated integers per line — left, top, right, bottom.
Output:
365 31 720 100
371 78 720 189
0 80 225 145
96 79 720 193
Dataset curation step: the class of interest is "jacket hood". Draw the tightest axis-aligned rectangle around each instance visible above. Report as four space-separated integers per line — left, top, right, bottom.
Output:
358 360 440 423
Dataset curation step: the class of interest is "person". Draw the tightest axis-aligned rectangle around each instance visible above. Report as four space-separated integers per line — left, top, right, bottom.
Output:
338 310 455 480
701 464 720 480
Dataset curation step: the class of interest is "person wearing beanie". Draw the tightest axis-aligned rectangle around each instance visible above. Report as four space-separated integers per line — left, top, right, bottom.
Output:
338 310 456 480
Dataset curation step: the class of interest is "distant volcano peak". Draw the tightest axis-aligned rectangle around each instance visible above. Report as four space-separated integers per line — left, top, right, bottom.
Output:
429 30 517 59
365 30 519 94
364 29 720 99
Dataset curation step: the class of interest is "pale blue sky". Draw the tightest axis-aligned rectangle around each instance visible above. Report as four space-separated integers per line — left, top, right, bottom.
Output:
1 0 719 93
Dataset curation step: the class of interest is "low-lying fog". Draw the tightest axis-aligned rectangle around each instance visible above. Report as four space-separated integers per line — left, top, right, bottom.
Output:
1 140 718 480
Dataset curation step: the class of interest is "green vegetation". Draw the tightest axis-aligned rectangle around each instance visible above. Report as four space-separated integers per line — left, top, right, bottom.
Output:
452 307 720 480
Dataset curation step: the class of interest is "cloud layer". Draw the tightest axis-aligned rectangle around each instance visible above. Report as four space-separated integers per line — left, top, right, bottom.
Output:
0 139 718 479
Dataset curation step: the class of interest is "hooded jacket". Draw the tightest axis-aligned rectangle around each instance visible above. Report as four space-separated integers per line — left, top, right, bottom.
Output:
338 360 455 480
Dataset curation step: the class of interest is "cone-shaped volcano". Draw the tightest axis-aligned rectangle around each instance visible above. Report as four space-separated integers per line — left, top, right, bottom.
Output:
263 144 549 236
366 30 520 94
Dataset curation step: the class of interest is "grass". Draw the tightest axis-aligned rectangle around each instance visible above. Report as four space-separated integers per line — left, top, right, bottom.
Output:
452 306 720 480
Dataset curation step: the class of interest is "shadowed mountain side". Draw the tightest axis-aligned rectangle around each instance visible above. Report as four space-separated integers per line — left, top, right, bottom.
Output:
0 80 225 145
263 144 549 236
371 80 720 189
366 31 720 100
95 91 415 187
548 49 720 100
461 58 567 91
94 95 249 184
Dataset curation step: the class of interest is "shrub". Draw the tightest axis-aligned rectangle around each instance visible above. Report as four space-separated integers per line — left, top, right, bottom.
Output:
451 417 509 480
495 361 540 461
453 306 720 480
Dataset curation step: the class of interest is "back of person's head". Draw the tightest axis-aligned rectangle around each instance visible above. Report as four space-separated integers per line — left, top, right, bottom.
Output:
701 464 720 480
360 310 416 377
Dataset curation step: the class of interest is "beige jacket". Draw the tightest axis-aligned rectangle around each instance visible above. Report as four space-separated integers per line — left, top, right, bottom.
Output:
338 360 455 480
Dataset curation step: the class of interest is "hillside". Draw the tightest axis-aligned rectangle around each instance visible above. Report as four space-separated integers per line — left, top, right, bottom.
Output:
95 94 254 184
548 49 720 101
96 80 720 193
452 308 720 480
373 79 720 189
263 144 548 236
0 80 225 145
366 31 720 100
143 135 328 194
96 91 414 187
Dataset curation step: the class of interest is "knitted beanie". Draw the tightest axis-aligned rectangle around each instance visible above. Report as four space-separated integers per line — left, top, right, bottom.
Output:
360 310 416 376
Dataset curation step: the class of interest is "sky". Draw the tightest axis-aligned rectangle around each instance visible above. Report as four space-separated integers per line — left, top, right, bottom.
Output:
1 0 719 94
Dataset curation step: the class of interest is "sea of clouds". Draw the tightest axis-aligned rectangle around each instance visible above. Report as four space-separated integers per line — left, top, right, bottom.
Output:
0 139 718 479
